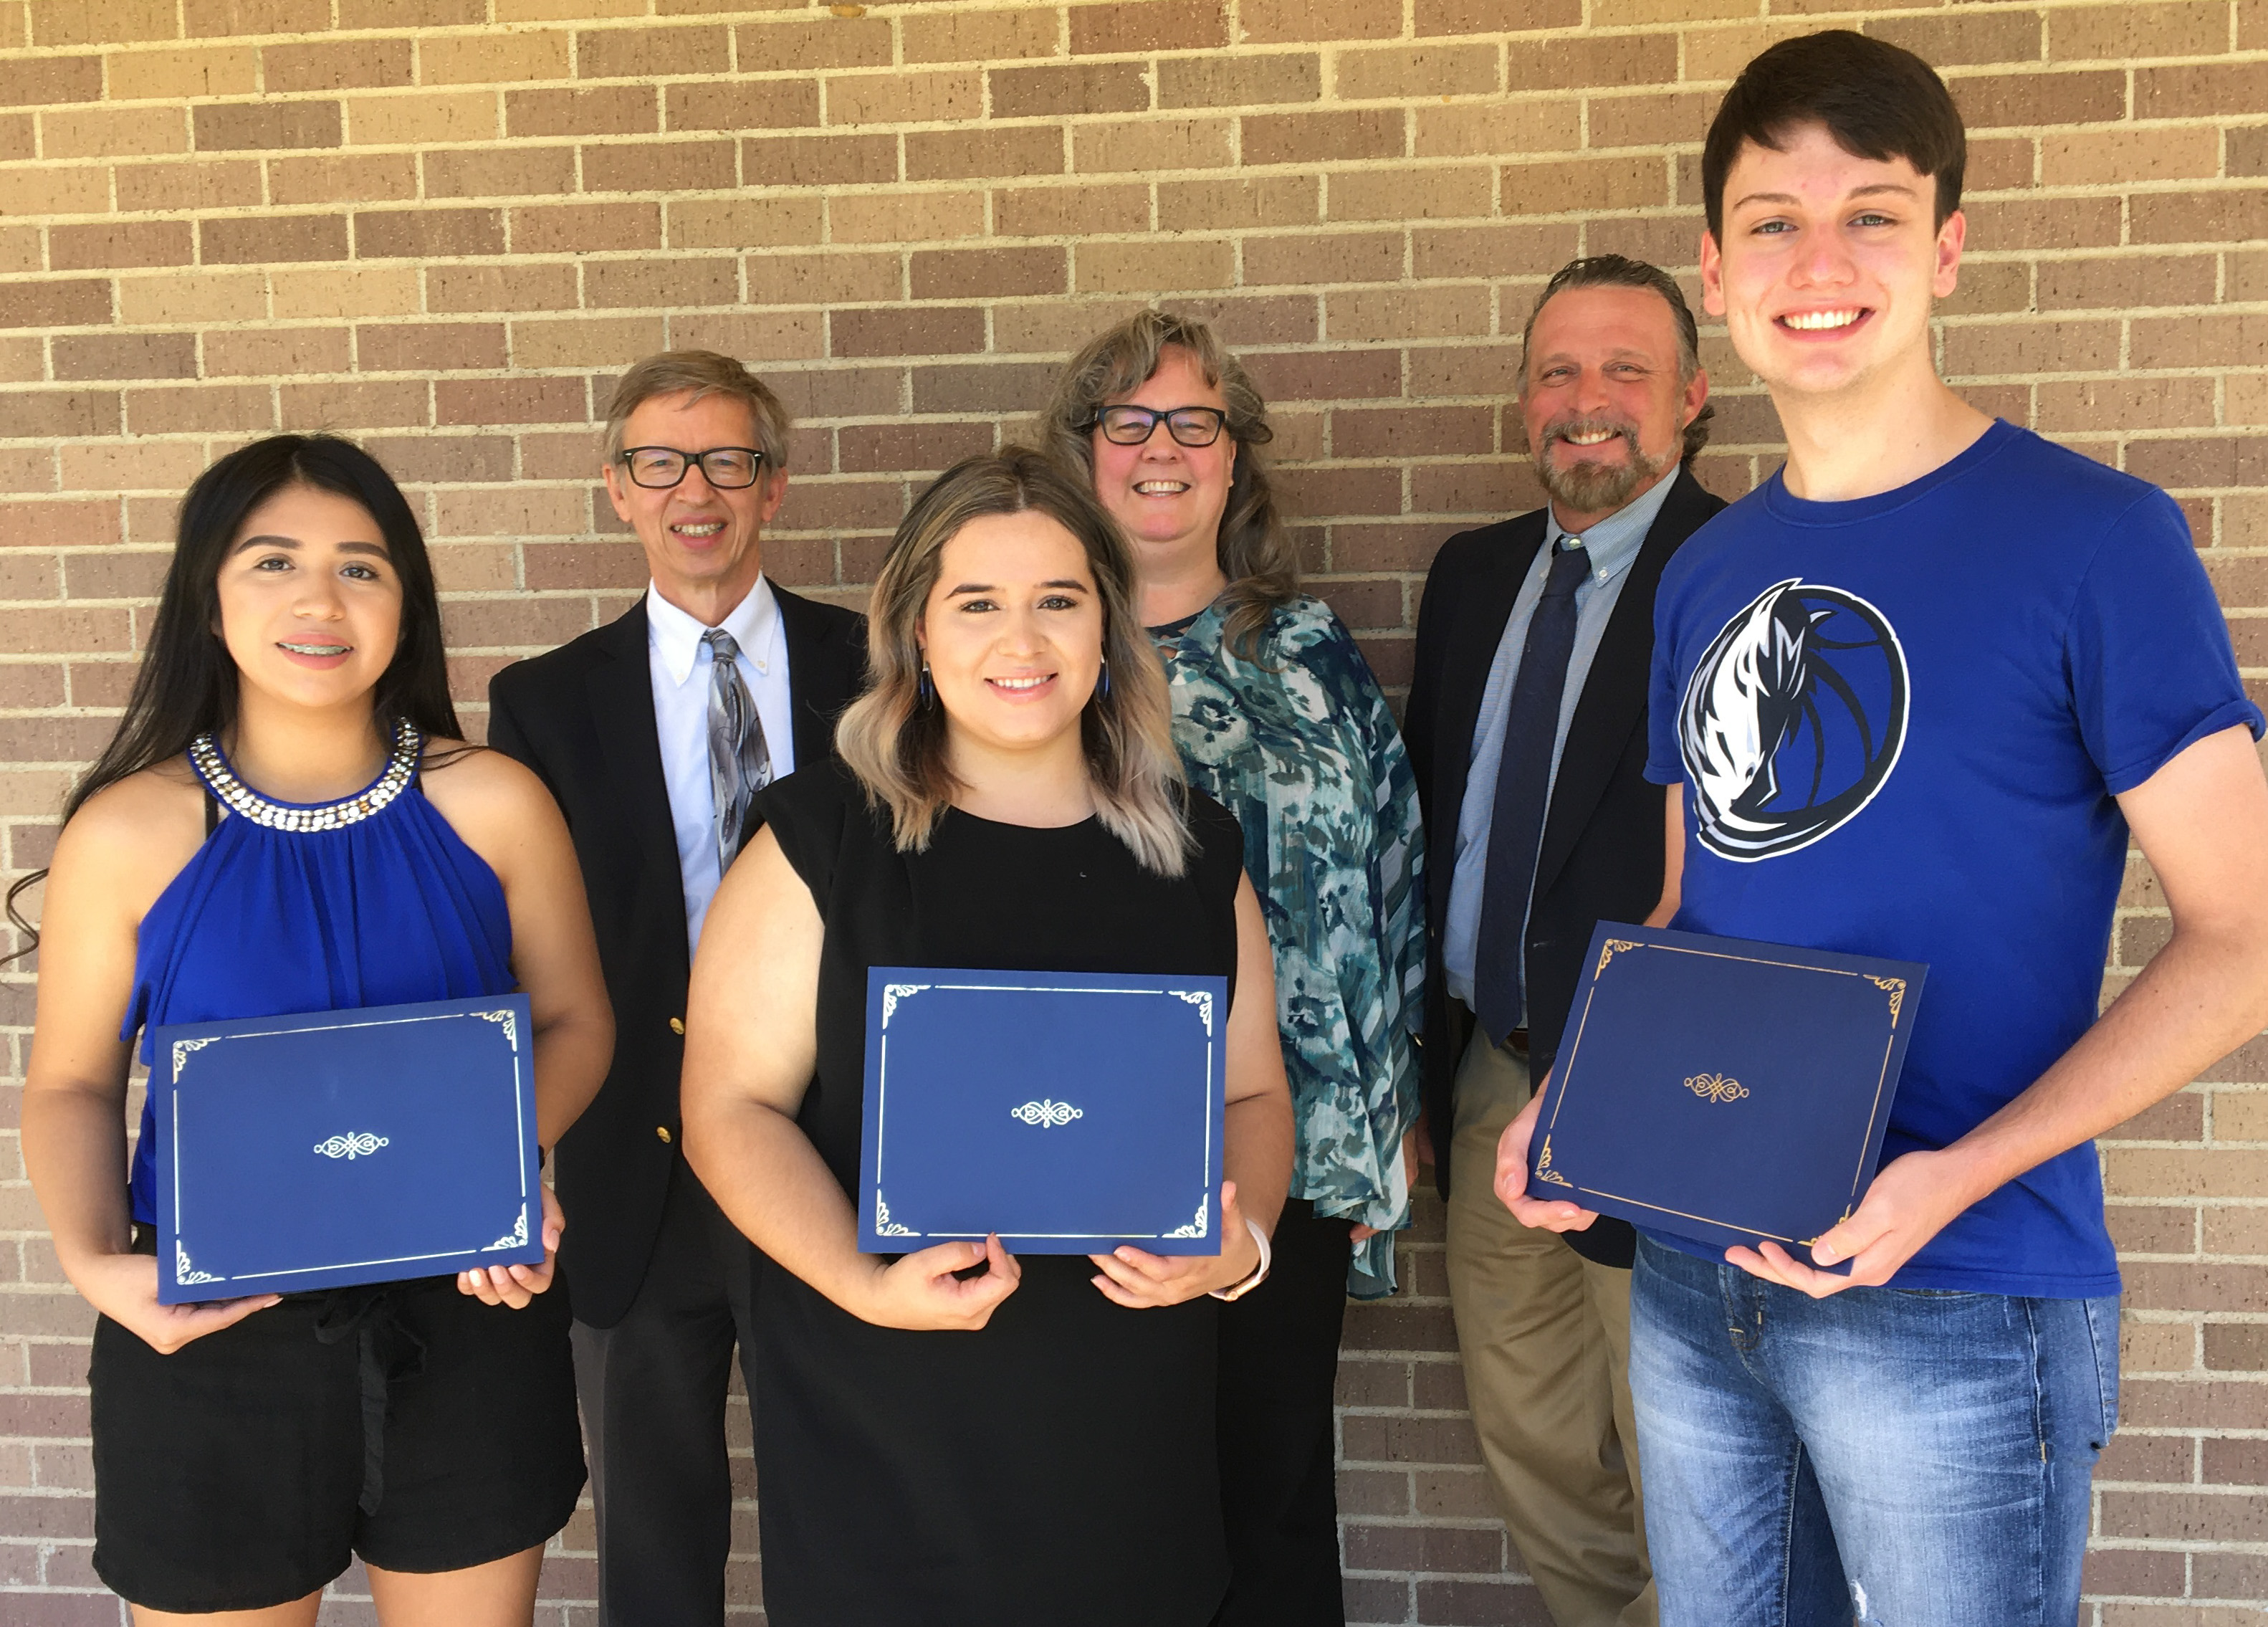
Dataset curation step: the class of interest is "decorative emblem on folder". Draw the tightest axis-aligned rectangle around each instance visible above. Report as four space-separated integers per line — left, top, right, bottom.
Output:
1865 975 1907 1024
1165 1193 1211 1239
312 1131 391 1160
1683 1073 1750 1104
1596 938 1641 975
484 1207 530 1252
174 1243 221 1287
872 1193 917 1237
1171 988 1215 1035
1009 1099 1083 1128
880 983 930 1026
1533 1135 1571 1187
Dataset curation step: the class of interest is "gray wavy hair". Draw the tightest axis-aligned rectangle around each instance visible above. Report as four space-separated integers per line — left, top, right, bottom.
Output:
1034 310 1298 658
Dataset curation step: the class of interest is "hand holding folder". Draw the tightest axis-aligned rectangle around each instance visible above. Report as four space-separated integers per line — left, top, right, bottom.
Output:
1497 925 1928 1290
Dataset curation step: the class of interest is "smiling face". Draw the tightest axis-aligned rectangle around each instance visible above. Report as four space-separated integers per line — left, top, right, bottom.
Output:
1701 121 1963 403
919 509 1104 765
1521 282 1708 530
603 389 786 619
216 482 403 712
1088 347 1237 576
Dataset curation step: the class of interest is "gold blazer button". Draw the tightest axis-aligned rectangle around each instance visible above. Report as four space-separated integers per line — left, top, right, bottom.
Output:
656 1125 673 1143
669 1017 685 1035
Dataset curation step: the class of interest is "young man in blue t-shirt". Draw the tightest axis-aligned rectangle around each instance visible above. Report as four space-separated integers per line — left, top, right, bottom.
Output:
1493 29 2268 1627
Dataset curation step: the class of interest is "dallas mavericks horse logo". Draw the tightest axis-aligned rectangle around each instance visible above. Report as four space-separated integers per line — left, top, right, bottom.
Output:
1678 578 1908 862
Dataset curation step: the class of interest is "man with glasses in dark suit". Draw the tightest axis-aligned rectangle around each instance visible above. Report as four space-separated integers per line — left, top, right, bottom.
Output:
1405 257 1721 1627
488 350 863 1626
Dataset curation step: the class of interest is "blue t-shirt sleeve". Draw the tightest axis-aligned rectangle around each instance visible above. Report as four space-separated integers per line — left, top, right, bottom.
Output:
2069 490 2264 796
1645 573 1685 786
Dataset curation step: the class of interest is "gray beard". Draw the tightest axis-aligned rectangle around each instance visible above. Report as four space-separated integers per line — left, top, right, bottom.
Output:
1538 436 1671 515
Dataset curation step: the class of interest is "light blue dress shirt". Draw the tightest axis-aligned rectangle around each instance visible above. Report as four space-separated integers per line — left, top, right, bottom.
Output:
646 577 795 954
1441 472 1680 1015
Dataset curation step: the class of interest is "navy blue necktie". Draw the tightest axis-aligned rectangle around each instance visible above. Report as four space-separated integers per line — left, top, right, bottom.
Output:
1473 538 1591 1044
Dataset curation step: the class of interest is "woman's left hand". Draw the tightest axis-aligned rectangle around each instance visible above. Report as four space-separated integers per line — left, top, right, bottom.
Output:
457 1181 565 1309
1089 1179 1263 1307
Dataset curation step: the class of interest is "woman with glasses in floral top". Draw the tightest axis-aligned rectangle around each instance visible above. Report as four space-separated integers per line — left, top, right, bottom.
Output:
1038 311 1427 1627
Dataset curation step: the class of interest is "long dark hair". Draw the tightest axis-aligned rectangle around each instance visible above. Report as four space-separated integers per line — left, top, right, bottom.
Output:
4 434 461 955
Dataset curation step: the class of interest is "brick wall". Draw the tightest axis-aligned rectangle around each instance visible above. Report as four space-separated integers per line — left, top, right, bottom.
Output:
0 1 2260 1622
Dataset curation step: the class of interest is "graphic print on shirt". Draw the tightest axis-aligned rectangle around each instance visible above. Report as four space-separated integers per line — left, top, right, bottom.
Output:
1678 578 1908 862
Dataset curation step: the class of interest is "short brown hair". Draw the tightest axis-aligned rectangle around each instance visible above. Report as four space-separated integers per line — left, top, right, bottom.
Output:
834 447 1191 877
602 350 793 474
1702 30 1966 239
1034 310 1297 660
1520 255 1715 464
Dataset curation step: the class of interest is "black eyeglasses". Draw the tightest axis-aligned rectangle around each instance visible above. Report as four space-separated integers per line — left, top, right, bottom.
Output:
1091 405 1229 447
619 446 765 490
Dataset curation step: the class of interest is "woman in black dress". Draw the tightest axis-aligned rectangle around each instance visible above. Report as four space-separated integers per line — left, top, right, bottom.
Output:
681 449 1293 1627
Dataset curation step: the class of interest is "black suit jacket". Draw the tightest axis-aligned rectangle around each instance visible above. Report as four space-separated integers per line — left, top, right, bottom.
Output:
1404 467 1725 1266
487 586 866 1328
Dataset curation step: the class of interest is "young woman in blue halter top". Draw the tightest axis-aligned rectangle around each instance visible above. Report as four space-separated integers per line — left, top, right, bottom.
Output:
18 436 613 1624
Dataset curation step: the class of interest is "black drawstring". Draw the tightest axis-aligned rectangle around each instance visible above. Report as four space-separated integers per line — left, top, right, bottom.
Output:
311 1286 428 1515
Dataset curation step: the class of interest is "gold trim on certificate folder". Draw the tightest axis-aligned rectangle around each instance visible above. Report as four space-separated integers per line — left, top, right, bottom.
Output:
1542 939 1907 1244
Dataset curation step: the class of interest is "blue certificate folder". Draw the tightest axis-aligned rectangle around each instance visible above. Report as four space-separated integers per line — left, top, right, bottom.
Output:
1529 925 1927 1255
860 968 1228 1255
150 996 545 1303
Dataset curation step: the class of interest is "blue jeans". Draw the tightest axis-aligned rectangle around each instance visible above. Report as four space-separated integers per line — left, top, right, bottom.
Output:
1629 1238 2118 1627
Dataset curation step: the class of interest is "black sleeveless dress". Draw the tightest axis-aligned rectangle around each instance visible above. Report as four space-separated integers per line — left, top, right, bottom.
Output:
750 761 1245 1627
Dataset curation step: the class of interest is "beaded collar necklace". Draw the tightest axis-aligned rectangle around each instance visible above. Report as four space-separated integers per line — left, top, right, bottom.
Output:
187 717 422 833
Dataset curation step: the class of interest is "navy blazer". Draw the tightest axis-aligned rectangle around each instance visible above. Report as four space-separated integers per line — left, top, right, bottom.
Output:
1403 467 1725 1265
487 586 865 1327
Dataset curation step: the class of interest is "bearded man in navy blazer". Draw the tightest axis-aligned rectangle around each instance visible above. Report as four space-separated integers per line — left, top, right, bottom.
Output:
1405 257 1723 1627
487 351 863 1626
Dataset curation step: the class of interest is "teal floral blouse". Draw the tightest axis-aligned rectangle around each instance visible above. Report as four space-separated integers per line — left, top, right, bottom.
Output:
1152 595 1427 1297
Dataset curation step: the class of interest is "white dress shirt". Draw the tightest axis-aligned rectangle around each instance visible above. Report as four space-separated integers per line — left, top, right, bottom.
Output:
646 578 795 953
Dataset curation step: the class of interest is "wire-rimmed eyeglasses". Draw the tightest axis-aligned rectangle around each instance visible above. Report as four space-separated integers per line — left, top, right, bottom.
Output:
1090 406 1229 447
618 447 766 490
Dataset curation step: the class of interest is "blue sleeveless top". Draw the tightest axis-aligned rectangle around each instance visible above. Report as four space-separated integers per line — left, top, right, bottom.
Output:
123 722 516 1224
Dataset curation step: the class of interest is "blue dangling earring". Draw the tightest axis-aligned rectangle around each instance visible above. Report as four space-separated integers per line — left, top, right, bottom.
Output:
917 662 935 710
1098 658 1111 700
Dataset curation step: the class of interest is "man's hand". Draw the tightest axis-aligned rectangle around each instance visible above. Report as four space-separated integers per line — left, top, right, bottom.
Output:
1726 1146 1982 1297
1493 1072 1601 1233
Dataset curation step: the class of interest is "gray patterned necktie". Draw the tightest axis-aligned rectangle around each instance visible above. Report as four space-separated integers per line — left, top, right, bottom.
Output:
703 627 772 872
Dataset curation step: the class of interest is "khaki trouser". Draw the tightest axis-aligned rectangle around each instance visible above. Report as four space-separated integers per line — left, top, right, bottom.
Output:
1445 1029 1656 1627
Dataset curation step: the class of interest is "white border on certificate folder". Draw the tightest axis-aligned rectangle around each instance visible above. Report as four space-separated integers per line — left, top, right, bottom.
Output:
167 1006 533 1287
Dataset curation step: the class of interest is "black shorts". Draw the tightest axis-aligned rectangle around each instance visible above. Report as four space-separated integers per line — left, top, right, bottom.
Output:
90 1270 585 1613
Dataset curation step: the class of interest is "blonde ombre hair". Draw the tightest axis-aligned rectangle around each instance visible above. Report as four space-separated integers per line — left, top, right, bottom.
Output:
1035 309 1297 659
835 448 1192 877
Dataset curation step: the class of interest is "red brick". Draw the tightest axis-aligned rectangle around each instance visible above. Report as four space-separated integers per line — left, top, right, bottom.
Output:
354 209 505 260
193 100 342 152
0 281 111 330
506 85 658 140
200 214 348 265
1070 0 1228 54
52 333 196 382
47 221 191 272
666 80 818 134
436 377 589 426
264 37 413 93
991 62 1149 120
